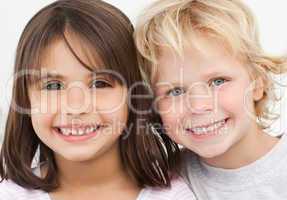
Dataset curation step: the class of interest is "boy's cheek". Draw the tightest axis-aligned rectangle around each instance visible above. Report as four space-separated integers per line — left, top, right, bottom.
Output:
162 120 184 145
157 100 174 116
217 86 245 110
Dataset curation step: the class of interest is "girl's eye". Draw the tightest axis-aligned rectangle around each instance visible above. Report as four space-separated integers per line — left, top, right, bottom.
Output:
210 78 227 87
167 87 186 97
43 82 64 90
91 80 112 88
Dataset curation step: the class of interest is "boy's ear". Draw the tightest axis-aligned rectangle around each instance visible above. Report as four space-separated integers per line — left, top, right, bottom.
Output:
253 77 264 101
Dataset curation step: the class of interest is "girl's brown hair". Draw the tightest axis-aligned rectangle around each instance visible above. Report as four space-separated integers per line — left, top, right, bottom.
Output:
0 0 180 192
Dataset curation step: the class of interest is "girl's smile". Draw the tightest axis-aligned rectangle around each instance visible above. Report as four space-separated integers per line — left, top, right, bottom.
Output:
53 123 107 143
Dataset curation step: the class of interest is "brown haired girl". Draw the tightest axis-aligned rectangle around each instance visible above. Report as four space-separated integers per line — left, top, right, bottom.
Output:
0 0 194 199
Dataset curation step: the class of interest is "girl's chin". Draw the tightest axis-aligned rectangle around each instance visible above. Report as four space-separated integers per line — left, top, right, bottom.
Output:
54 149 99 163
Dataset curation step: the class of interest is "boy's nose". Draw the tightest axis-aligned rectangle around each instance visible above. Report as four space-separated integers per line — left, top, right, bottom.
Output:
187 96 213 114
185 83 214 114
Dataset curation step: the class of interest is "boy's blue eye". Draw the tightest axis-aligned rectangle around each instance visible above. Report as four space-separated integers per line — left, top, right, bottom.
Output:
91 80 112 88
210 78 226 87
43 82 64 90
167 87 186 97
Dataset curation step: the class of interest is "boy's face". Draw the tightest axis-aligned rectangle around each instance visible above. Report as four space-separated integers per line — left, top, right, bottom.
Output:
154 35 263 158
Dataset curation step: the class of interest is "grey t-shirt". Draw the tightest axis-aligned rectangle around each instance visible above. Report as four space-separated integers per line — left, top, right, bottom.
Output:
183 133 287 200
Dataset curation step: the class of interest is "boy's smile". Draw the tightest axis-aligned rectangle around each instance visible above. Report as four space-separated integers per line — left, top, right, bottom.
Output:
154 34 264 162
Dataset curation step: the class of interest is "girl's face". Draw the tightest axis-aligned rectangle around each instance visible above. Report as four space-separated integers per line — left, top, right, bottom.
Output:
29 39 128 162
154 35 263 158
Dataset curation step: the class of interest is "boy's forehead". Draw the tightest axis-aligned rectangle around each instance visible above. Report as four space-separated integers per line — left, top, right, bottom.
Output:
159 34 231 58
154 43 249 85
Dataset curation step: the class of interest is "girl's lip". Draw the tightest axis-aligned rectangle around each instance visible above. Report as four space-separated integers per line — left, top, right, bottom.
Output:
186 118 229 141
53 123 100 129
53 126 102 143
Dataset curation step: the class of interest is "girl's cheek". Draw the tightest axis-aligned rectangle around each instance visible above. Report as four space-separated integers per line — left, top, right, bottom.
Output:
31 112 54 138
92 89 127 113
30 90 62 115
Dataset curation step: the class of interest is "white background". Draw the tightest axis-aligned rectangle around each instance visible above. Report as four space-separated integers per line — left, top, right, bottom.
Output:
1 0 287 141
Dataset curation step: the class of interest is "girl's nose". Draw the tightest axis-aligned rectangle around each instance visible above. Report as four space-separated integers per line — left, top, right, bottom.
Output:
63 83 92 116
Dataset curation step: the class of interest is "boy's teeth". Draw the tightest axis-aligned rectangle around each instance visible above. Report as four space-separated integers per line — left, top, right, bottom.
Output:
188 119 226 135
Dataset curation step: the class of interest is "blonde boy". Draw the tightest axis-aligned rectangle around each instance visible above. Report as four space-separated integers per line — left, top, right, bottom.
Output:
135 0 287 199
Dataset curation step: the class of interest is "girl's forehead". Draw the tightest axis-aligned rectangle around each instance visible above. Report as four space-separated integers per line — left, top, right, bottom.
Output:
26 38 108 84
40 35 103 70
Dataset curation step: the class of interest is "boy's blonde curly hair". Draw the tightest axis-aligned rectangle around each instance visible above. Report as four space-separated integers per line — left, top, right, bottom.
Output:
134 0 287 129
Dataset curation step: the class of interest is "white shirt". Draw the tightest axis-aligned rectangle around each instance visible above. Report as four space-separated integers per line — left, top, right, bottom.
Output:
184 133 287 200
0 166 195 200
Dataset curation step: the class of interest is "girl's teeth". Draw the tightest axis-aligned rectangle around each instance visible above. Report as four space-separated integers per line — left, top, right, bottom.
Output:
58 126 99 136
86 127 94 134
78 129 84 136
61 129 70 136
71 129 77 135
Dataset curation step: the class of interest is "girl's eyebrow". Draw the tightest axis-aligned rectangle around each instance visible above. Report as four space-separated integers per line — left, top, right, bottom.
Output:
89 71 120 83
42 69 107 79
41 73 65 80
35 73 65 83
28 72 65 86
90 71 112 77
30 70 117 86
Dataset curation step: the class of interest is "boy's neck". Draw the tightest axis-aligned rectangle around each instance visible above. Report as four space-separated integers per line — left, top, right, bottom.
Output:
201 127 279 169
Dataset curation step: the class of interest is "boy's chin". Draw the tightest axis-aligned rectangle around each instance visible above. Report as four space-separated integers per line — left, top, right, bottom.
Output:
191 143 231 159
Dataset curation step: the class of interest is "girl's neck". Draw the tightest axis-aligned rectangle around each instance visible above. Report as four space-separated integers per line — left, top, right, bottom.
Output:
201 126 279 169
53 143 137 191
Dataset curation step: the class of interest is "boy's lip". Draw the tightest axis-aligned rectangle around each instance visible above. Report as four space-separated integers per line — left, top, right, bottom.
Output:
185 118 229 129
185 118 230 140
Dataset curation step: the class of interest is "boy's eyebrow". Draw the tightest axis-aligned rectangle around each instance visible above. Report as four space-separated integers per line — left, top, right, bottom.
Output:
155 70 229 86
202 71 222 79
201 69 232 80
154 81 183 88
